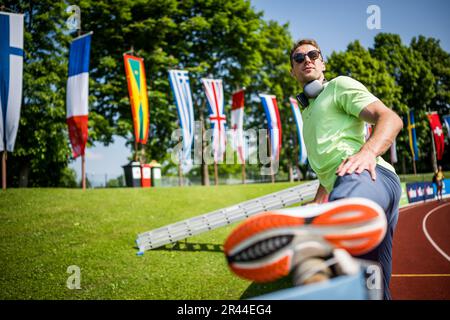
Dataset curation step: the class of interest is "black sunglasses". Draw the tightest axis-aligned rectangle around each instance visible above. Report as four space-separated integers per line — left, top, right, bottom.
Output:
292 50 321 64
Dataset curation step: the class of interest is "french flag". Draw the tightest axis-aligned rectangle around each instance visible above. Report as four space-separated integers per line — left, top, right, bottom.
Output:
259 94 282 161
66 33 92 158
0 12 24 152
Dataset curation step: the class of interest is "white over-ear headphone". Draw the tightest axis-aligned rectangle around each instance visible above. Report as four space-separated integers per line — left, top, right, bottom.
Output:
304 79 324 98
296 79 326 108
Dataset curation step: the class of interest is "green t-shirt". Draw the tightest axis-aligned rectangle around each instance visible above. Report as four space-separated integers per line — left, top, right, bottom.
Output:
301 76 395 193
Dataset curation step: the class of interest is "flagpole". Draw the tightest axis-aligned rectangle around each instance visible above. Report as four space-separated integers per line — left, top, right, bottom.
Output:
2 151 6 190
178 141 183 187
430 130 438 171
81 154 86 190
200 102 209 186
214 161 219 185
123 46 134 56
242 162 246 184
178 161 183 187
268 133 274 184
141 144 145 164
292 129 302 181
134 140 138 162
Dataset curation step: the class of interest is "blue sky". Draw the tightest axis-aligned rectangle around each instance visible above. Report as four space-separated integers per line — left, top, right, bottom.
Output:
253 0 450 54
70 0 450 186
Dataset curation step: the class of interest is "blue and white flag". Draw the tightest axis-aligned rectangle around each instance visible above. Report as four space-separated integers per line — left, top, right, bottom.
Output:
0 12 24 152
443 115 450 139
66 32 92 158
289 97 307 165
168 70 195 172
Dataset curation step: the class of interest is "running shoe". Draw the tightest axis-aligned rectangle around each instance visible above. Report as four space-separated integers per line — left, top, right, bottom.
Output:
224 197 387 283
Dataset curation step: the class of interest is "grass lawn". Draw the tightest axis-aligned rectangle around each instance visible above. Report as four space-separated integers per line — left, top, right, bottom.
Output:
1 171 442 300
0 182 299 300
398 171 450 183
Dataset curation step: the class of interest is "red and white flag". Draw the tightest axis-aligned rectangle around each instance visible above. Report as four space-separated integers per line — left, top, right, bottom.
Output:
427 113 445 160
66 33 92 158
231 89 245 163
202 78 227 162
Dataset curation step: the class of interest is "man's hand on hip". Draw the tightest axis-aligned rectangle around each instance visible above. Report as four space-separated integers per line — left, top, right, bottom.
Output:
336 148 377 181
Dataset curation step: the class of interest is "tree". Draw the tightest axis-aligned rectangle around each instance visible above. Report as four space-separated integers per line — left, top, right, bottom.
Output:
78 0 298 182
106 175 125 188
410 36 450 168
325 40 404 166
371 33 436 173
58 167 78 188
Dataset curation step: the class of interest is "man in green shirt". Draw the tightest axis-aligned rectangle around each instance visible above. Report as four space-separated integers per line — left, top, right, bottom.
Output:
290 39 403 299
223 39 403 300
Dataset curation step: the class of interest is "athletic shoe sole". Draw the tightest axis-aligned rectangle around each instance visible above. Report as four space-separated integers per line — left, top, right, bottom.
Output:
224 197 387 283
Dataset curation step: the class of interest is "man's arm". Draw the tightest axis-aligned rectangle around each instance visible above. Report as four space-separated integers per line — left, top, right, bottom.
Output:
336 100 403 180
313 184 329 204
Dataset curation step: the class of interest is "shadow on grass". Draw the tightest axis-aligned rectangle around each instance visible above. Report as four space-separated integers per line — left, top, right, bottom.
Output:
135 241 224 253
239 276 293 299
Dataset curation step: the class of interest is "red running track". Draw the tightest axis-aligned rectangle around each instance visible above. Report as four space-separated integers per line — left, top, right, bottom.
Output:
391 199 450 300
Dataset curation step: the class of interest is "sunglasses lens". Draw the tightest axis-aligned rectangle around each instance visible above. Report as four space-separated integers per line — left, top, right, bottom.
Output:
308 50 320 60
293 53 305 63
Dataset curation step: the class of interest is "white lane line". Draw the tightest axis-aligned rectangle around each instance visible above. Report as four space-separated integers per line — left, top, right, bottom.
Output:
422 202 450 263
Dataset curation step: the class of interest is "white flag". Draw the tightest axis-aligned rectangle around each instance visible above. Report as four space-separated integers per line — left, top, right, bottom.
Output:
0 12 24 152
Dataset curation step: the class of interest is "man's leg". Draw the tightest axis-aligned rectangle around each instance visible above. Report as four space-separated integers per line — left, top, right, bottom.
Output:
328 165 401 300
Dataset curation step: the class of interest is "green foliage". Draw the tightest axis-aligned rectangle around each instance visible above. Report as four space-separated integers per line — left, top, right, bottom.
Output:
106 175 125 188
3 1 449 186
326 40 402 112
58 167 78 188
371 33 446 173
76 0 299 177
326 33 449 173
410 35 450 164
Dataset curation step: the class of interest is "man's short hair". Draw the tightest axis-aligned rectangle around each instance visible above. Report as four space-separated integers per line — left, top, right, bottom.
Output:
290 39 323 67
